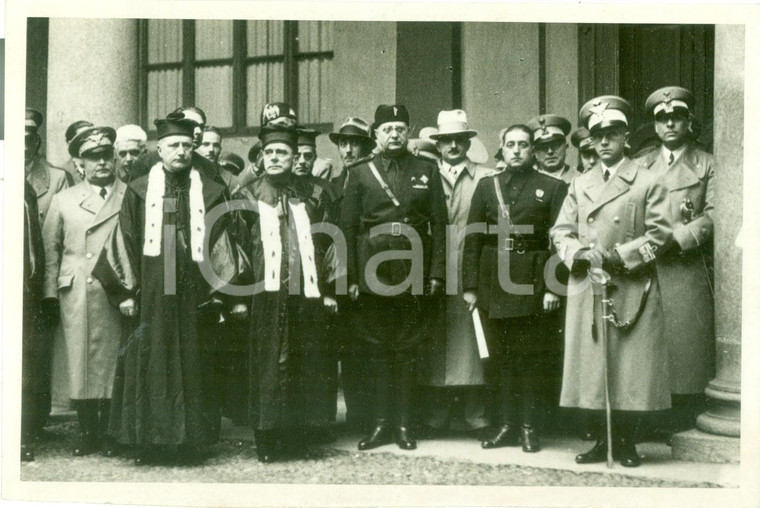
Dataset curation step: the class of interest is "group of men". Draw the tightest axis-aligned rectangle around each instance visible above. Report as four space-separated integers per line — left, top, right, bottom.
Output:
21 85 715 469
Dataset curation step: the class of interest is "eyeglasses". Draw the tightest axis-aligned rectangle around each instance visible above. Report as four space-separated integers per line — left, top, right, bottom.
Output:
379 125 408 135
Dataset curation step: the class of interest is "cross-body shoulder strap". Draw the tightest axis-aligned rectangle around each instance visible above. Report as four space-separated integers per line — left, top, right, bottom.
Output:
368 160 401 207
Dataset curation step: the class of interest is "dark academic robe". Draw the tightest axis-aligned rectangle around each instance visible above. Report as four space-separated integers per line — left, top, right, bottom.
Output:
94 166 237 446
232 173 336 431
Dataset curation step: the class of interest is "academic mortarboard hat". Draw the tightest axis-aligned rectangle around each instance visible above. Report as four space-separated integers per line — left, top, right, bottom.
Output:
570 127 594 151
579 95 633 133
65 120 94 144
328 117 375 149
258 125 298 149
68 126 117 158
25 108 44 134
373 104 410 129
219 152 245 175
297 128 319 147
645 86 695 116
260 102 297 127
526 114 571 145
154 116 196 140
429 110 478 140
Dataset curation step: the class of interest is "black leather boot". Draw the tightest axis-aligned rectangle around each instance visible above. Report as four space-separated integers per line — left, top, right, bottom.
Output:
575 438 608 464
481 424 519 449
520 424 541 453
616 414 641 467
98 400 118 457
73 401 99 456
358 419 394 450
395 418 417 450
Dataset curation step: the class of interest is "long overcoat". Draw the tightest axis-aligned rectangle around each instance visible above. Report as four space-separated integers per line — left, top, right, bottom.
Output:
42 180 126 399
26 156 72 225
639 145 716 394
551 158 673 411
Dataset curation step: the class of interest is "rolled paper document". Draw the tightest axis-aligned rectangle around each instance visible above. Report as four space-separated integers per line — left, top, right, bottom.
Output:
472 308 489 359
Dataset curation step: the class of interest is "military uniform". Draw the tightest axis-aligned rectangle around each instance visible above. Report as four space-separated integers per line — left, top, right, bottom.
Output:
463 163 567 449
341 104 447 451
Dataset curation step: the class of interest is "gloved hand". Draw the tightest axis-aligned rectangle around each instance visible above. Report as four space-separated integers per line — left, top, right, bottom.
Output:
603 249 626 274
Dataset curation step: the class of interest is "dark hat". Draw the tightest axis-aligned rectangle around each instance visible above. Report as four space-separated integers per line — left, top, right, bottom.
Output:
297 128 319 147
247 139 263 163
629 122 659 154
219 152 246 175
65 120 94 144
258 125 298 149
328 117 375 147
154 117 196 140
579 95 633 133
645 86 694 116
25 108 43 134
570 127 594 151
68 126 116 158
373 104 410 129
526 114 571 145
260 102 297 126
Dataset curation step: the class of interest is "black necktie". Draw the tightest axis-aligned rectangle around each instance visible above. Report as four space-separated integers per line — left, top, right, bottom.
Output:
99 187 107 199
668 152 675 166
603 169 610 182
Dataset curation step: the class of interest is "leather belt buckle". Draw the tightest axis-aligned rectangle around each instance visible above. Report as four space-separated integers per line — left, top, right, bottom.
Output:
391 222 401 236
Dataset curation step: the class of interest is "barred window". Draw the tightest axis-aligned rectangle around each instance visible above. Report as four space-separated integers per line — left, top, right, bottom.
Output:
140 19 334 135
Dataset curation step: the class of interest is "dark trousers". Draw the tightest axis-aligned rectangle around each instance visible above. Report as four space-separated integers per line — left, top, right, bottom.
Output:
338 300 373 429
485 315 551 428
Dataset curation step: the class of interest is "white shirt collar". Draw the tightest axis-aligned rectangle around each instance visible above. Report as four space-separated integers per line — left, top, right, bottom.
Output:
601 158 625 180
89 182 114 198
661 144 687 165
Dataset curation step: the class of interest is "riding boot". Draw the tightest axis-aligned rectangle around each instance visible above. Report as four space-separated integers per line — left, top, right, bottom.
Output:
393 357 416 450
615 412 641 467
98 400 117 457
575 412 608 464
358 357 394 450
73 400 99 456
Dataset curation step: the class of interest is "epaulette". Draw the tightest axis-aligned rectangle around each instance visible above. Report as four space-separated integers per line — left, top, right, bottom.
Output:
345 152 376 170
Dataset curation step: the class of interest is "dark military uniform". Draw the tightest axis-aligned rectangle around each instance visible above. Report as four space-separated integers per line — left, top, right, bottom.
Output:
341 150 447 443
463 166 567 445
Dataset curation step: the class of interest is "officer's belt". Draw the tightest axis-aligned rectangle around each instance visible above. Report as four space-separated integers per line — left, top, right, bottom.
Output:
483 236 547 252
360 221 428 237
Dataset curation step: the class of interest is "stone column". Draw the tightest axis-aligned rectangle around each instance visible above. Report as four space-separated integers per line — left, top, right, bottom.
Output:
46 19 139 166
44 19 139 413
672 24 742 464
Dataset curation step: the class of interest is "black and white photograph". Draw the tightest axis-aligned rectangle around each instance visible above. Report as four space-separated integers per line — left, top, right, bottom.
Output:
2 1 759 507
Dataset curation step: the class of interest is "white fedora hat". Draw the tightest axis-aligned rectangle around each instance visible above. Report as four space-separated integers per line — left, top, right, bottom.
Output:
428 109 478 139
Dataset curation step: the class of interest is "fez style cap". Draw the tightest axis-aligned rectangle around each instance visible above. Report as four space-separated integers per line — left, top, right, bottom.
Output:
26 108 44 133
297 128 319 147
526 114 571 145
570 127 594 151
68 126 117 158
645 86 695 116
579 95 633 133
329 117 375 147
259 125 299 149
429 109 478 139
373 104 410 129
260 102 297 126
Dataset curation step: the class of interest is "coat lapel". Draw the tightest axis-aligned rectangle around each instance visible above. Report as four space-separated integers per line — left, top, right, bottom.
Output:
667 145 702 190
587 159 635 215
90 179 126 230
581 164 605 205
27 158 50 198
78 182 102 217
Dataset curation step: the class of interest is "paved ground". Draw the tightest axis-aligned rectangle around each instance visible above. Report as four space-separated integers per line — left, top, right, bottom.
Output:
21 418 737 488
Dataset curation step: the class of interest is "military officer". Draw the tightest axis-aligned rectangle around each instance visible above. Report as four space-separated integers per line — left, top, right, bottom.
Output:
462 124 567 453
42 126 127 457
417 110 495 439
527 114 580 184
551 95 672 467
570 127 598 174
640 86 715 436
62 120 94 182
341 104 447 451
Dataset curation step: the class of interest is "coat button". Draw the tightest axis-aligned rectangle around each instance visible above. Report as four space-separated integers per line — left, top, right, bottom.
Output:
86 277 93 284
588 217 594 224
613 216 620 223
589 242 595 248
86 252 92 259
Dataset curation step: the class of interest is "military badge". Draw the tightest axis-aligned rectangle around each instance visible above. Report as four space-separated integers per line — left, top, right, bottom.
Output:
638 242 657 263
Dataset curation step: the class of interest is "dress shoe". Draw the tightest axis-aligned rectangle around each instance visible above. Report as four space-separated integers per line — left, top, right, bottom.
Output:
617 438 641 467
73 432 99 457
481 424 519 449
575 439 608 464
520 425 541 453
21 444 35 462
358 420 393 450
394 425 417 450
101 436 119 457
254 430 279 463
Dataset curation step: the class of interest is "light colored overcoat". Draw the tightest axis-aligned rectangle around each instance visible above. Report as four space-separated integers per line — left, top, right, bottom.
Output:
551 158 673 411
26 156 71 225
42 179 126 399
639 145 716 394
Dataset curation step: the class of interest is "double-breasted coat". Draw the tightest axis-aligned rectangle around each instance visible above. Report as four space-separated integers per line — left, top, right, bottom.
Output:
420 160 497 387
27 156 73 225
42 179 126 399
551 158 673 411
639 145 716 394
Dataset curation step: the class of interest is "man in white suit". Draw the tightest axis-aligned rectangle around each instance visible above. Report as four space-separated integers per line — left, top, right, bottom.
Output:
42 125 126 457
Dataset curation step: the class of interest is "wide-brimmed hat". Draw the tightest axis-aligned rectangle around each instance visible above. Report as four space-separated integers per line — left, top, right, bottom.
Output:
428 110 477 140
328 117 375 150
409 126 489 164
